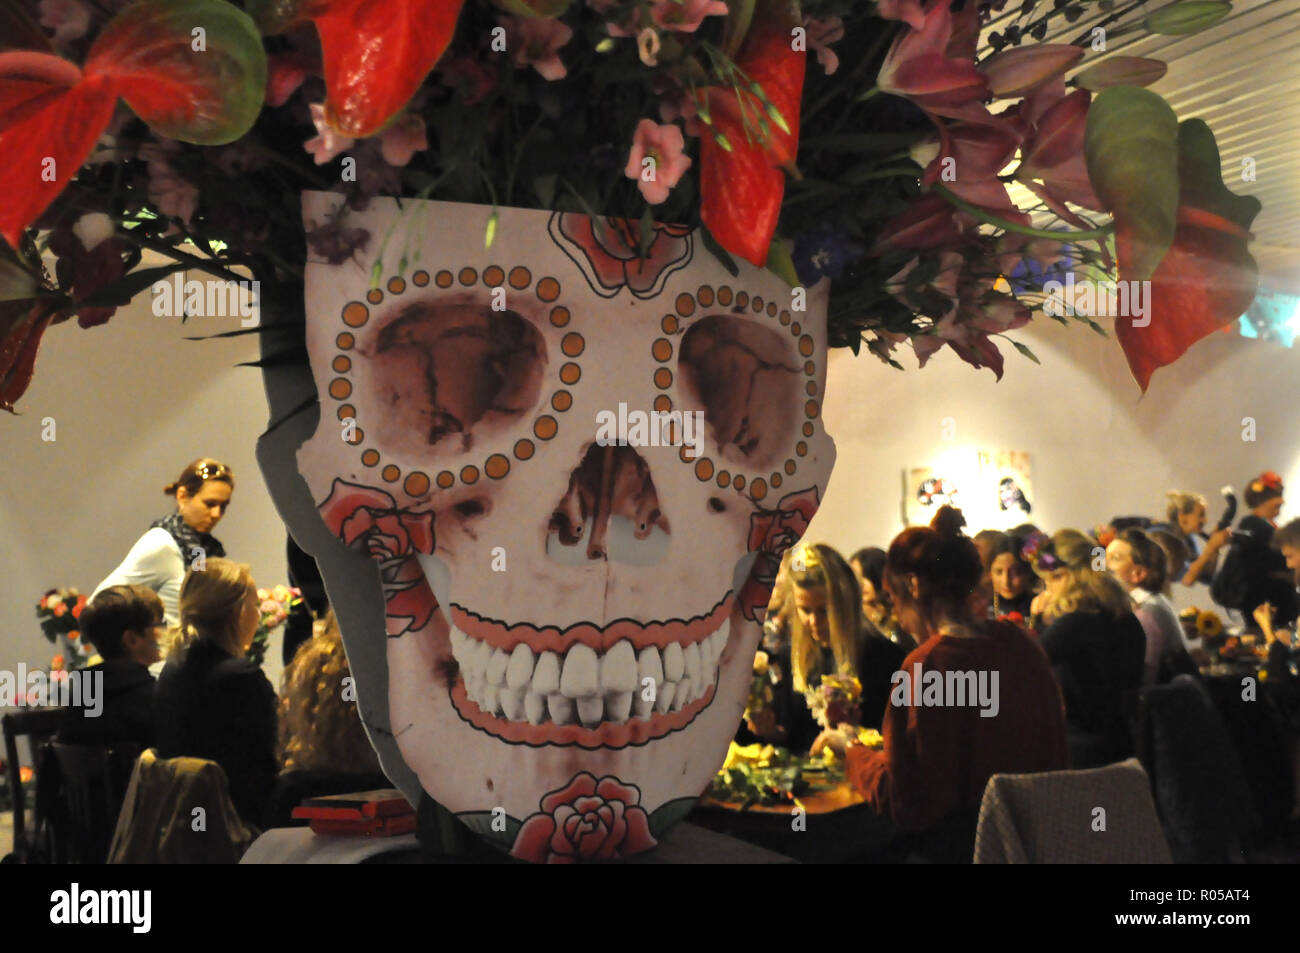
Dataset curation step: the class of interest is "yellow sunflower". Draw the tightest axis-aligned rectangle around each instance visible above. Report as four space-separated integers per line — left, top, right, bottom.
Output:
1196 610 1223 640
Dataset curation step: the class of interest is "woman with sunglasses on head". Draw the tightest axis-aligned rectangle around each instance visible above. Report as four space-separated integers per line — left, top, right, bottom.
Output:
92 459 235 627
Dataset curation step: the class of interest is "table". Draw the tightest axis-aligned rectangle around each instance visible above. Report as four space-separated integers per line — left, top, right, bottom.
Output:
690 779 902 863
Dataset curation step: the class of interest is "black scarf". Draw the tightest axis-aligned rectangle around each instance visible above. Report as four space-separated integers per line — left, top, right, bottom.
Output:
151 511 226 562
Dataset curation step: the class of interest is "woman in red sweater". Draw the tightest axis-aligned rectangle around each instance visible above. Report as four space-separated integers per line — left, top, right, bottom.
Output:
843 507 1069 858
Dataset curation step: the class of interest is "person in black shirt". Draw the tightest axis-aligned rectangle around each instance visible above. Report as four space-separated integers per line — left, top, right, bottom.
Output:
58 585 165 750
155 558 277 830
1028 529 1146 768
1212 472 1297 630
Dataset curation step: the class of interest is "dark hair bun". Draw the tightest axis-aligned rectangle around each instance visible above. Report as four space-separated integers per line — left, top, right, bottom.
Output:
931 505 967 538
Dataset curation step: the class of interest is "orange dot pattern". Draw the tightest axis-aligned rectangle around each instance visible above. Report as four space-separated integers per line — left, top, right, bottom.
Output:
332 265 574 495
666 285 821 502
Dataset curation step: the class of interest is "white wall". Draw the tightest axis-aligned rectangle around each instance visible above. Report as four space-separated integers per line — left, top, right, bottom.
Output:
807 317 1300 604
0 273 289 688
4 275 1299 679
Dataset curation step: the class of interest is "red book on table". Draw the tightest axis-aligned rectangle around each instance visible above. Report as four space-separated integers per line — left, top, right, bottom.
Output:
291 788 415 823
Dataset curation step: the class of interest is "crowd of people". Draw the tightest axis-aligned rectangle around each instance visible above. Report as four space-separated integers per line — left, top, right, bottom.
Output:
60 455 1300 859
62 458 382 840
740 471 1300 858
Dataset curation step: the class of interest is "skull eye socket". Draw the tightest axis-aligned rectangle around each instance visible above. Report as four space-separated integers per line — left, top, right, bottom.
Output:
367 298 546 457
707 497 727 513
677 315 802 472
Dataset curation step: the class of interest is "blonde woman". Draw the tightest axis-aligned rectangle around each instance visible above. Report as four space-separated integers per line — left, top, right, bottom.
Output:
1166 490 1230 587
1026 530 1146 768
155 558 277 829
747 543 903 753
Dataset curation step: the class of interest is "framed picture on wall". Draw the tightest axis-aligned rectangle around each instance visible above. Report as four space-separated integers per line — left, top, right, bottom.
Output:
978 450 1033 530
903 467 961 526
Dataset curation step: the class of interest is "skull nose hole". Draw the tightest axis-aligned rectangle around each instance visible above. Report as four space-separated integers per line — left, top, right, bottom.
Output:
546 443 670 566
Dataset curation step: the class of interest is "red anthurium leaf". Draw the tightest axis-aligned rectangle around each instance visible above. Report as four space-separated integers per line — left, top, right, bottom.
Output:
1117 207 1257 392
1116 119 1262 391
0 303 57 414
310 0 466 137
699 133 785 267
697 0 804 267
1084 85 1180 281
86 0 267 145
0 73 116 249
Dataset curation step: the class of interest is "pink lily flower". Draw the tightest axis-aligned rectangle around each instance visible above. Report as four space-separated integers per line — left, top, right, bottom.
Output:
877 0 990 121
624 119 692 205
979 44 1084 98
1016 88 1104 213
804 16 846 75
305 102 355 164
379 114 427 167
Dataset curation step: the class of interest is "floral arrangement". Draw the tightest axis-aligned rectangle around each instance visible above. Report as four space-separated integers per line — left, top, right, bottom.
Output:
708 740 841 808
1021 529 1060 572
804 672 861 730
1178 605 1222 642
0 0 1261 412
247 583 303 666
35 586 96 673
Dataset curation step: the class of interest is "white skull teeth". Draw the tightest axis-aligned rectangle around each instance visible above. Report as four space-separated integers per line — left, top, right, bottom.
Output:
449 619 731 728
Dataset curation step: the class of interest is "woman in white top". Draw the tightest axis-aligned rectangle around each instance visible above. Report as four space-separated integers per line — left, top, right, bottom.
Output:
93 459 235 625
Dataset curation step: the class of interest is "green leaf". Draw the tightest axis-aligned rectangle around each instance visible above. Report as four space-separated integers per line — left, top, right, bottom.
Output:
1084 86 1180 281
1174 119 1261 231
533 173 558 210
723 0 758 58
638 206 655 260
766 239 800 288
1011 339 1041 364
647 796 699 841
700 224 740 278
88 0 268 146
1143 1 1232 35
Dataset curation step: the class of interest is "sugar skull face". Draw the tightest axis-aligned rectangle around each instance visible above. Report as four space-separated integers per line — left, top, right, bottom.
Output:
291 193 835 860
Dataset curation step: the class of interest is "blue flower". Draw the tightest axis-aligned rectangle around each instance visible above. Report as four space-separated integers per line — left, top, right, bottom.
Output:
792 227 864 285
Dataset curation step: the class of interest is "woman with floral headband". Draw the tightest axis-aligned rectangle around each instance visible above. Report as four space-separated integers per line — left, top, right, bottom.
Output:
92 459 235 627
1211 472 1297 631
1029 529 1146 768
745 543 903 754
843 507 1067 861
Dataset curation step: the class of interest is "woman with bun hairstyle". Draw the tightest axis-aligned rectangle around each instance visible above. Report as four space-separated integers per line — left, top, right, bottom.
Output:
1029 529 1146 768
844 508 1068 857
746 543 904 754
93 459 234 626
155 558 277 830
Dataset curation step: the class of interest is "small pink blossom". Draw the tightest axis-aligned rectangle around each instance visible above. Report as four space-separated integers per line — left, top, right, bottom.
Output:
39 0 90 47
804 16 846 75
266 52 317 108
501 16 573 81
624 119 691 205
651 0 728 34
305 103 355 164
379 114 427 167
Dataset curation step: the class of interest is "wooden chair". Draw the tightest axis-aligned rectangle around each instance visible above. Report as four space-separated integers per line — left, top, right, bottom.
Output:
43 742 142 864
2 708 75 863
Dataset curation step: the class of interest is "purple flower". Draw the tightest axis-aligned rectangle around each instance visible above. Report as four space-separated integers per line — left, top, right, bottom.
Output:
792 227 864 284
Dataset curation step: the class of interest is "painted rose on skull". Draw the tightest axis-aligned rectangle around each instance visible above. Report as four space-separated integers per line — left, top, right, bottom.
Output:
288 194 836 860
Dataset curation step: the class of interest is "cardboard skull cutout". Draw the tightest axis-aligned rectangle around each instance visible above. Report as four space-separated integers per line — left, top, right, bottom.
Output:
286 192 835 860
